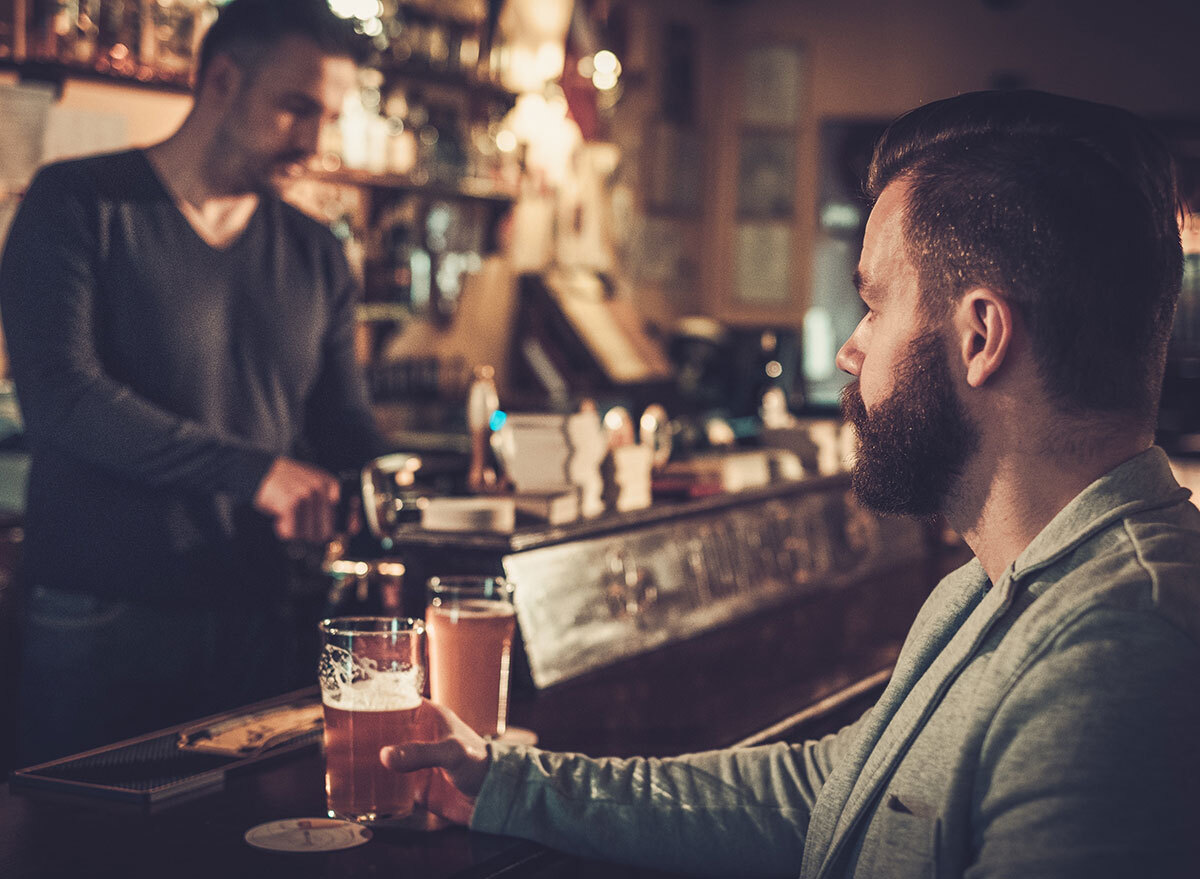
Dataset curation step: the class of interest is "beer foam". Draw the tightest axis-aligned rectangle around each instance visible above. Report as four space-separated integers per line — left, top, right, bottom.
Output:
322 668 422 712
319 645 423 711
429 599 516 622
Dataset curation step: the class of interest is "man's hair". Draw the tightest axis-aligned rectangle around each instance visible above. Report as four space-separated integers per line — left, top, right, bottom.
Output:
867 90 1184 426
196 0 371 87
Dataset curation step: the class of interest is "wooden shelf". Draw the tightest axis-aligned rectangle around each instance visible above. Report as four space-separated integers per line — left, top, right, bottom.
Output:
1 58 192 94
307 167 517 204
356 302 414 323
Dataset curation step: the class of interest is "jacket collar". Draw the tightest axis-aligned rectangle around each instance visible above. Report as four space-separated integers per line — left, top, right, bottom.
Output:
1009 446 1189 586
806 447 1187 878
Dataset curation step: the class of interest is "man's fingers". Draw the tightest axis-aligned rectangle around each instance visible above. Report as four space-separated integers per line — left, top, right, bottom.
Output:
254 457 342 543
314 489 334 542
381 740 465 774
275 506 297 541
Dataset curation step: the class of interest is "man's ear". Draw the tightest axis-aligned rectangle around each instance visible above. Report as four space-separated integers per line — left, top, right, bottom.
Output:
954 287 1014 388
198 53 244 107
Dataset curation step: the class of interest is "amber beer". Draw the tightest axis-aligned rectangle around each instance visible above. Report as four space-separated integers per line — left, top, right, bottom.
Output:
318 617 444 829
426 577 516 738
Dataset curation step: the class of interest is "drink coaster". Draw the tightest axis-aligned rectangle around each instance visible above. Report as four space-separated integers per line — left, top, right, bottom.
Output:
244 818 372 852
496 726 538 746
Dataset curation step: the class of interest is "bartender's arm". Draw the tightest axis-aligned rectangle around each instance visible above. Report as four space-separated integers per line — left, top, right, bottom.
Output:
0 162 340 542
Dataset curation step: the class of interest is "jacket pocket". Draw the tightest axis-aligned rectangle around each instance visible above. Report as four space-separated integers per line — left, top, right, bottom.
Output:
857 793 942 879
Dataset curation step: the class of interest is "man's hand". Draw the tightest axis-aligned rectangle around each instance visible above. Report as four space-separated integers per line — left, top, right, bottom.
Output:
252 457 340 543
380 700 490 826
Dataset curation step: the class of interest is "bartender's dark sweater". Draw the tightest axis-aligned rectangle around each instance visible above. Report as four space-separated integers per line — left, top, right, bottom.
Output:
0 150 383 606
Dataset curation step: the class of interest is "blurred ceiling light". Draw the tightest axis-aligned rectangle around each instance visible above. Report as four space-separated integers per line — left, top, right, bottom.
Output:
593 50 620 75
577 50 622 91
500 90 581 187
495 129 518 153
327 0 380 20
592 68 618 91
498 0 573 93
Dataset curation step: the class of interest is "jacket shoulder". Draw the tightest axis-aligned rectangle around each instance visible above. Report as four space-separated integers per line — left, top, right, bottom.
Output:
1006 499 1200 665
27 149 153 204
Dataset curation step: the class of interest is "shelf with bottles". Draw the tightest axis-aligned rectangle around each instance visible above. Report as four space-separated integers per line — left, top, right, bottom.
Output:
372 61 515 108
359 190 505 321
369 0 512 103
1 1 217 93
284 148 513 330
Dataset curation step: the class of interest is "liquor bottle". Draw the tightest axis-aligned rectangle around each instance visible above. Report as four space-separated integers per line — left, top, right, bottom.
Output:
386 220 414 305
96 0 141 77
31 0 100 65
0 0 12 59
146 0 205 84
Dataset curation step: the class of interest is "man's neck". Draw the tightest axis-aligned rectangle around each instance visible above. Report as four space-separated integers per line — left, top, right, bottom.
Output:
948 435 1152 585
144 121 259 248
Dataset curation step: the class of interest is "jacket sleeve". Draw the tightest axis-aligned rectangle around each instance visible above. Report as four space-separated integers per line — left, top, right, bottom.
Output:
0 163 274 500
967 608 1200 879
470 713 869 878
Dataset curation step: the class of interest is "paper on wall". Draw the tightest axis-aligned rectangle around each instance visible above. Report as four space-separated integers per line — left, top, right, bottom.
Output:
0 83 55 191
42 104 129 165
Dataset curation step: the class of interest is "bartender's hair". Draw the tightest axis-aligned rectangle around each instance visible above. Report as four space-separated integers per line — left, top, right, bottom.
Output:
196 0 371 88
868 90 1184 425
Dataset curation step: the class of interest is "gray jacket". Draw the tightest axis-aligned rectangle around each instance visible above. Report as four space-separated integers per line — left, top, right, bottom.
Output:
471 447 1200 877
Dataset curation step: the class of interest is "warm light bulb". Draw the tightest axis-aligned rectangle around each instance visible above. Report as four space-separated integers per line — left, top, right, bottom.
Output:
592 69 619 91
327 0 381 20
593 50 620 76
496 130 518 153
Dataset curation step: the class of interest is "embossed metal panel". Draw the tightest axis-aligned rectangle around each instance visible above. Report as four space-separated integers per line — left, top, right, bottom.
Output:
504 486 926 688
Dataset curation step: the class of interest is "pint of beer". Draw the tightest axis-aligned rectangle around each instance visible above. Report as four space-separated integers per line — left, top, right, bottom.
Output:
318 617 445 829
426 576 516 738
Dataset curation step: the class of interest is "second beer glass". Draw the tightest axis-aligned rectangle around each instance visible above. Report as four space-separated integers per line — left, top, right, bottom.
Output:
425 576 516 738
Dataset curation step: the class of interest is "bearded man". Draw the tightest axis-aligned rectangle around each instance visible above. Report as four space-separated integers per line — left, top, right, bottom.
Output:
376 90 1200 878
1 0 387 765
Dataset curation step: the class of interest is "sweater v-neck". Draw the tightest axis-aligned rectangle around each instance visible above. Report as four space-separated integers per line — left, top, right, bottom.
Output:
135 149 265 255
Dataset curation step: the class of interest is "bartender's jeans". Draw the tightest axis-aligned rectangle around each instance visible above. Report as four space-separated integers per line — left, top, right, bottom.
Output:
15 586 303 767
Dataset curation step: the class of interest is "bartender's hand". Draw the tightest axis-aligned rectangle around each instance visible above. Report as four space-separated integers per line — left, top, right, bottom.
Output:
252 457 340 543
380 700 490 826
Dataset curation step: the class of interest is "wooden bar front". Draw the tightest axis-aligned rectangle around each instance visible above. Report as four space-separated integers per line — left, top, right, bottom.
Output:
0 476 951 877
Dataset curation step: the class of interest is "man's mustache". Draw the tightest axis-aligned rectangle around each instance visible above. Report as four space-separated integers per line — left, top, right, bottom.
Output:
840 380 866 427
273 150 311 167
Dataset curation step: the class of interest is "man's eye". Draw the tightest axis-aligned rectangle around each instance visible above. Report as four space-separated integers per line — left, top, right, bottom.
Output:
282 100 320 117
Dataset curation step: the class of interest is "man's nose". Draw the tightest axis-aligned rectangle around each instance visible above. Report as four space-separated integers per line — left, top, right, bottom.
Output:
836 335 863 377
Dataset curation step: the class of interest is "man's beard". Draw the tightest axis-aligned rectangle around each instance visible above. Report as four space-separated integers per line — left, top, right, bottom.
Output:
218 125 310 194
840 331 979 519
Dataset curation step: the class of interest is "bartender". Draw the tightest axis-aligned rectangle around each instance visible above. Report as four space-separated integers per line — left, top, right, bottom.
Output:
0 0 386 765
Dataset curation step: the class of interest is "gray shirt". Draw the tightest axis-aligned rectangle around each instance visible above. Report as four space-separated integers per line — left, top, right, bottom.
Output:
472 447 1200 878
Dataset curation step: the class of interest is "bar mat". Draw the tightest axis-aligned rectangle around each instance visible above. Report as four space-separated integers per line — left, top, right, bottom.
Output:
10 692 324 805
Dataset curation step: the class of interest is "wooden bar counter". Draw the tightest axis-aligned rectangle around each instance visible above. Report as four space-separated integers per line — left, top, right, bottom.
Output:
0 475 952 878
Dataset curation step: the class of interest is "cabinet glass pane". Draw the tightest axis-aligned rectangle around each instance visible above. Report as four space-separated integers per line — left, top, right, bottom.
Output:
735 222 791 306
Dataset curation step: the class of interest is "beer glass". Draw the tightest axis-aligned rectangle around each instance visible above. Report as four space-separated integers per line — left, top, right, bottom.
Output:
425 576 516 738
318 616 444 829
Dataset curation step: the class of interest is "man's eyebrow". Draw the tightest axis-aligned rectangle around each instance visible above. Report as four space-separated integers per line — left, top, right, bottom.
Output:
281 91 324 110
853 270 887 303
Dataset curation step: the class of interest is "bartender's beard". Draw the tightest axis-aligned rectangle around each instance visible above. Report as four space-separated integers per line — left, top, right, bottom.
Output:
840 330 979 519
